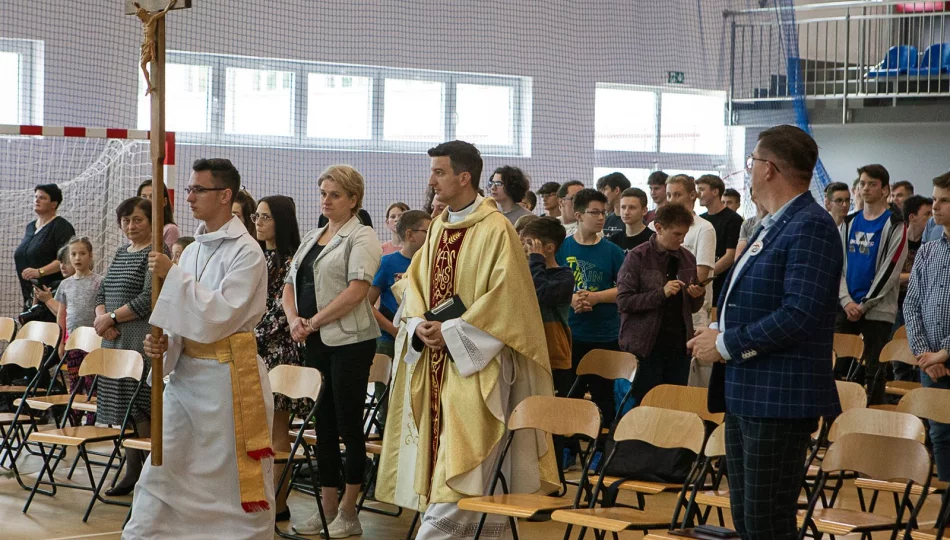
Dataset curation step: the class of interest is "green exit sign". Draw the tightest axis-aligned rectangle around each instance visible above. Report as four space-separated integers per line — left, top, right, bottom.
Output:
667 71 686 84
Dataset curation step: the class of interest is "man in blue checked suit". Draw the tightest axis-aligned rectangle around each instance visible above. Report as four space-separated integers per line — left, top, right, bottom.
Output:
688 125 842 540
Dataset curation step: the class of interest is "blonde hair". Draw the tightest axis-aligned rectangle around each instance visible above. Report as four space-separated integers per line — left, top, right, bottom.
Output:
665 174 696 195
318 165 365 214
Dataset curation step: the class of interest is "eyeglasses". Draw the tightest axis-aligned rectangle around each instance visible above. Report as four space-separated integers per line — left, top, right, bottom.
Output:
488 181 504 188
584 210 607 217
184 186 228 195
250 213 273 223
746 155 782 173
832 197 851 205
562 196 575 202
541 192 559 198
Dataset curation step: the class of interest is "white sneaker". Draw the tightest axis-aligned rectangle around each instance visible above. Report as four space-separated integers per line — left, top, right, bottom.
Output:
325 508 362 539
291 509 336 536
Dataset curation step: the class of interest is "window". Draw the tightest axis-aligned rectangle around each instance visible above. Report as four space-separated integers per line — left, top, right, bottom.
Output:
660 93 726 154
383 79 445 142
138 64 212 132
225 68 295 136
595 87 656 152
0 39 43 125
455 83 514 146
307 74 372 140
137 51 531 155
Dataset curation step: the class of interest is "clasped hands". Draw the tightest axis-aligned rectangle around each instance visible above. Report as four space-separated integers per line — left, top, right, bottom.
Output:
93 312 120 341
415 321 445 350
917 349 950 380
289 317 320 343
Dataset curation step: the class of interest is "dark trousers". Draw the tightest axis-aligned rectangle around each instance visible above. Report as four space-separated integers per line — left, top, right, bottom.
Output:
553 339 620 456
724 414 818 540
922 371 950 481
304 333 376 488
834 313 893 405
629 344 690 407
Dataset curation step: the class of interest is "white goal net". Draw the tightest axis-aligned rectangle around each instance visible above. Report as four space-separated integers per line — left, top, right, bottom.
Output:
0 134 151 318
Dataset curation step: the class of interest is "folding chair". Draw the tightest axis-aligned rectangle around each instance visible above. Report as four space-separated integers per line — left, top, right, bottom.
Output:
882 338 920 398
457 396 602 540
358 354 402 517
798 433 932 540
593 385 721 512
550 406 707 539
0 316 16 342
565 350 637 488
21 348 144 522
834 332 865 382
269 364 330 540
0 340 52 476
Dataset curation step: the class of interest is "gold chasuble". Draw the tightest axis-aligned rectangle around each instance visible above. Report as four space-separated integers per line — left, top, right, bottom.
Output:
377 198 559 510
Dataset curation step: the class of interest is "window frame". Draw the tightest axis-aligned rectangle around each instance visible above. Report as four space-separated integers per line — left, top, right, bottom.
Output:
594 83 727 173
0 38 44 125
141 51 531 156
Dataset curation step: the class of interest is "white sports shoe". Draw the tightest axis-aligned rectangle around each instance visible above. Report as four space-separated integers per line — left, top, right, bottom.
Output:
325 507 363 539
291 509 336 536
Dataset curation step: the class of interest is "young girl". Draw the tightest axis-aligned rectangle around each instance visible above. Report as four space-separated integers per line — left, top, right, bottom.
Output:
171 236 195 265
54 237 102 420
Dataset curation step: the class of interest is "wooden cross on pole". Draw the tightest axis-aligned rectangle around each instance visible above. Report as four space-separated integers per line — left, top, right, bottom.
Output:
127 0 191 467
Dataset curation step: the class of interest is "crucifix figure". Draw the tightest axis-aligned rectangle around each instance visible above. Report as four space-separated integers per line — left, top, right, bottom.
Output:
134 0 177 95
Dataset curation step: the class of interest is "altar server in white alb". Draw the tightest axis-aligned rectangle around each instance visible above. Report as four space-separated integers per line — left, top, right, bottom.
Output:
124 158 274 540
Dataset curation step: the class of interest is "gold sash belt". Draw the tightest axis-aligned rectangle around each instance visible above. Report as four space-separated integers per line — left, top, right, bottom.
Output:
183 332 273 513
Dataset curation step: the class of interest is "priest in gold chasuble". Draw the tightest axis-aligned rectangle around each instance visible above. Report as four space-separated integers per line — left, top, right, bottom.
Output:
377 141 559 539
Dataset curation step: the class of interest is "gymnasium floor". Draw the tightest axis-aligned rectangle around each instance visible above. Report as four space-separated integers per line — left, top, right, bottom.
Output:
1 441 941 539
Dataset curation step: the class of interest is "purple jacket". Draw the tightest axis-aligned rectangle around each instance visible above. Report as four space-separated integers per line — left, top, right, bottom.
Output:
616 235 704 359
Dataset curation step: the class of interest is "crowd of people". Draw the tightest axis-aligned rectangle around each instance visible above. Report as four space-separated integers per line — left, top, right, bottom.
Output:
4 125 950 540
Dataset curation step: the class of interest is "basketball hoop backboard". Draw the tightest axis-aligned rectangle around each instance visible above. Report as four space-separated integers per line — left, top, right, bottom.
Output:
125 0 191 15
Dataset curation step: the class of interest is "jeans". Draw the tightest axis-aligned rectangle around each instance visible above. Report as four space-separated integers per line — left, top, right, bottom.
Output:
921 370 950 481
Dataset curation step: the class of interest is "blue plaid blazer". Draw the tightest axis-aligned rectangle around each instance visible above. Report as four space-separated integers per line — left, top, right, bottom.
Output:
718 194 843 419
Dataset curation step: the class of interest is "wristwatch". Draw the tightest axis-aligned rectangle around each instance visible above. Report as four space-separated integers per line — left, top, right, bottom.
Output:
38 268 44 277
109 312 117 323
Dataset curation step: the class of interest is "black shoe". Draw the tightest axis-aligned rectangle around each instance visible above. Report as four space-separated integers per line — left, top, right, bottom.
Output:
275 508 291 522
105 484 135 497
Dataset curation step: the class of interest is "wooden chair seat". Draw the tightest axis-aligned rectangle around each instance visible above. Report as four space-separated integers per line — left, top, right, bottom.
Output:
912 528 939 540
870 404 900 412
274 449 307 464
15 395 97 412
599 475 680 495
122 438 152 452
0 385 47 394
0 412 15 425
366 442 382 455
886 381 921 396
551 506 669 533
854 477 941 495
695 489 730 508
29 426 130 446
457 494 572 519
795 507 901 535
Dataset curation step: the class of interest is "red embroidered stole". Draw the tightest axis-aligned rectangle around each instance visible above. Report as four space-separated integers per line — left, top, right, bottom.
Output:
426 227 468 490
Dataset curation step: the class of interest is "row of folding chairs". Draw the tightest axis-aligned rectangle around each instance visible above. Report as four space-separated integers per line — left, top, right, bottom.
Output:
833 331 923 399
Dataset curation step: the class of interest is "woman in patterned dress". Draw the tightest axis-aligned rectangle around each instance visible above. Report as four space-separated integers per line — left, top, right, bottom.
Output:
93 197 155 497
252 194 303 521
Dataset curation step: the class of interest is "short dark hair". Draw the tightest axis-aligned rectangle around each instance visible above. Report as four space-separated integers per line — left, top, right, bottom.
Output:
857 164 890 187
892 180 914 194
396 210 431 240
175 236 195 249
537 181 561 196
935 171 950 190
647 171 669 186
258 195 301 264
620 187 648 209
596 172 631 192
35 184 63 208
514 214 540 234
521 216 568 251
824 182 850 200
572 188 607 214
557 180 585 199
523 191 537 211
903 195 932 220
491 166 530 203
696 174 726 197
115 196 152 227
57 245 70 265
192 158 241 203
654 203 695 228
428 141 483 190
722 188 741 202
756 125 819 182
